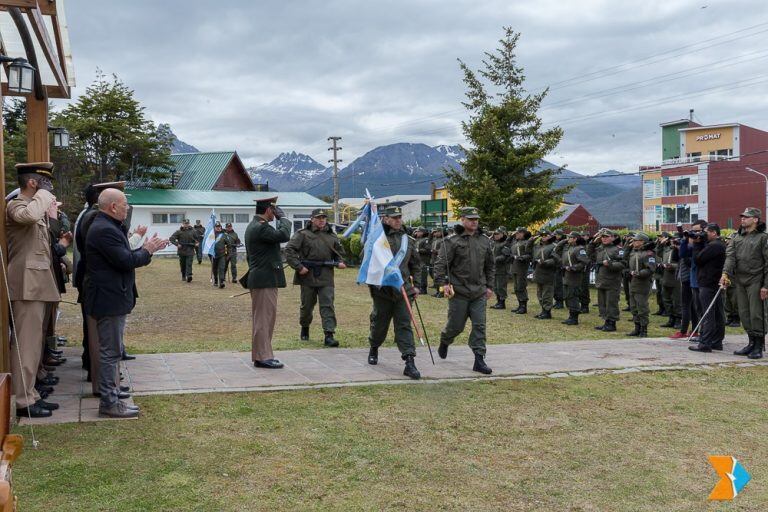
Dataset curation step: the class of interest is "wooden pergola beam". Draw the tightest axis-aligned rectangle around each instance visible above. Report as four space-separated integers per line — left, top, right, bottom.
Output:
26 4 68 96
1 82 68 98
0 0 56 16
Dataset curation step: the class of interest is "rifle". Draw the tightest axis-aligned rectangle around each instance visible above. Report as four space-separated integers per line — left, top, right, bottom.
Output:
300 259 340 278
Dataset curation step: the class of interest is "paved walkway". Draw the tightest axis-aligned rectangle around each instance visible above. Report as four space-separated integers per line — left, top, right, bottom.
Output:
20 334 767 425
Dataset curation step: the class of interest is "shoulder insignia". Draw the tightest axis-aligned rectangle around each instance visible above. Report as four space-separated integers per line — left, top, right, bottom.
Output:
648 257 656 263
579 249 587 255
618 250 624 257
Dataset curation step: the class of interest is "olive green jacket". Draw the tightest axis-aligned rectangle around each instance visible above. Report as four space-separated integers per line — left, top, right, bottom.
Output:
434 227 494 300
723 225 768 286
532 241 558 284
416 237 432 264
594 243 626 289
628 247 657 292
284 223 346 287
660 244 679 287
560 243 590 286
169 226 198 257
244 216 291 289
225 229 241 254
507 237 533 274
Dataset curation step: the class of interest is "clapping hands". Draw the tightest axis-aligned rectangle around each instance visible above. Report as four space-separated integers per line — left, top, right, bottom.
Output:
142 233 169 254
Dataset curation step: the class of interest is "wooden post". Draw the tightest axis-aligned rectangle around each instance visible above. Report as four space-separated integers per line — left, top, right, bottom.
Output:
0 88 8 373
25 96 49 162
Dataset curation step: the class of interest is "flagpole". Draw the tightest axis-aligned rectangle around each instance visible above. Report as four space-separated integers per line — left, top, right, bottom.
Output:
401 286 435 365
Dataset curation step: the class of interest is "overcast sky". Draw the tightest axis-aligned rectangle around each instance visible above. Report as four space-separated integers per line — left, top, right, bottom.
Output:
62 0 767 173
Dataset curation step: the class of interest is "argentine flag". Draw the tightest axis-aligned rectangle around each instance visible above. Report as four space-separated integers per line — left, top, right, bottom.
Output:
344 199 407 290
201 210 218 256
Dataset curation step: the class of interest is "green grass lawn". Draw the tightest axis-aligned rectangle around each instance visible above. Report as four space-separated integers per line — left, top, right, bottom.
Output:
13 366 767 511
55 258 740 354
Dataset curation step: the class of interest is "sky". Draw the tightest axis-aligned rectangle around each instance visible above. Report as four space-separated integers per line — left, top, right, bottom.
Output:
61 0 768 173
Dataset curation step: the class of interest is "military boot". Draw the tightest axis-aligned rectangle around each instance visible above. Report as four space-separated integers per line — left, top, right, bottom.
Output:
536 309 552 320
553 300 564 310
602 319 617 332
367 346 378 365
580 305 589 314
438 342 449 359
490 299 506 310
300 326 309 341
595 320 607 331
734 335 755 356
627 322 641 337
727 315 741 328
472 353 492 375
639 324 648 338
514 301 528 315
324 331 339 348
403 355 421 379
748 336 764 360
562 312 579 325
661 316 676 328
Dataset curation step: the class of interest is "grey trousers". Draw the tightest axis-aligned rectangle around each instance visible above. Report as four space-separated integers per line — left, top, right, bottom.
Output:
97 315 126 407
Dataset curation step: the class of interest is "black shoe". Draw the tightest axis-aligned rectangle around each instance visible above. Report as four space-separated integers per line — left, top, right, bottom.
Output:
36 399 60 411
38 390 50 399
324 331 339 348
35 385 54 395
536 310 552 320
254 359 284 369
120 385 130 392
562 312 579 325
121 352 136 361
16 403 52 418
219 283 225 289
595 321 606 331
438 342 449 359
403 355 420 380
639 325 648 338
232 279 237 284
748 336 764 360
627 323 641 337
38 375 59 386
300 326 309 341
688 343 712 352
515 302 527 314
187 276 193 283
734 335 755 356
118 392 131 400
602 320 617 332
727 317 741 328
50 349 64 356
368 347 378 365
490 300 506 310
553 301 564 310
472 353 492 375
711 342 723 351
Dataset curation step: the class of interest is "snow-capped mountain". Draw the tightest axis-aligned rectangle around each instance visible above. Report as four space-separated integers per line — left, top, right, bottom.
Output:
433 144 465 161
248 151 329 191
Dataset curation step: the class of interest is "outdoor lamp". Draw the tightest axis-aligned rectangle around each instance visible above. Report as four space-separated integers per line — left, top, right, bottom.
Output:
0 56 36 95
50 126 70 148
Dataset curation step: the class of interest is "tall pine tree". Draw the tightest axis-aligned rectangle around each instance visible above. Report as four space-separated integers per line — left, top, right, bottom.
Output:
446 27 570 229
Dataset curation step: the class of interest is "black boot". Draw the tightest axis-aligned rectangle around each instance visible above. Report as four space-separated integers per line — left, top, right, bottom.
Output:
734 335 755 356
536 309 552 320
562 312 579 325
673 317 682 330
595 320 607 331
490 299 506 310
324 331 339 347
515 301 527 314
403 355 421 379
300 326 309 341
553 301 564 310
688 342 712 352
580 305 589 314
748 336 764 360
661 316 676 328
639 324 648 338
438 342 449 359
367 347 378 365
472 353 492 375
727 316 741 328
627 322 641 336
603 319 617 332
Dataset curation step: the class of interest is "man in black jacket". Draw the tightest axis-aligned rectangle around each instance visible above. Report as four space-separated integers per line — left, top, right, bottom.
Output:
690 224 726 352
85 188 167 417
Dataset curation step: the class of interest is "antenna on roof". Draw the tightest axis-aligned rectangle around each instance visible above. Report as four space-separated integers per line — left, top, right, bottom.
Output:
689 109 694 121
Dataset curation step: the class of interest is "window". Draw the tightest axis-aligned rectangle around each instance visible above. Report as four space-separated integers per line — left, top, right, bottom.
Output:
151 213 185 224
676 178 690 196
235 213 250 223
643 179 662 199
663 177 676 196
169 213 185 224
220 213 234 224
691 175 699 194
643 205 661 227
686 152 702 162
663 206 676 224
709 148 733 158
676 204 691 223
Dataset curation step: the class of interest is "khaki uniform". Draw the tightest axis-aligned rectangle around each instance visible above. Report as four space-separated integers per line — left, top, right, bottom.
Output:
532 241 558 312
284 223 346 333
723 226 768 337
6 190 60 408
629 247 657 327
594 243 626 322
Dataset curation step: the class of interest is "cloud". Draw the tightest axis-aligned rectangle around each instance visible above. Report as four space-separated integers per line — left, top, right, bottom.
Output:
61 0 767 171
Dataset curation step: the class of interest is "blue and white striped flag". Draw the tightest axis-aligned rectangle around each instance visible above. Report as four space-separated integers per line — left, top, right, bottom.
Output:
201 210 218 256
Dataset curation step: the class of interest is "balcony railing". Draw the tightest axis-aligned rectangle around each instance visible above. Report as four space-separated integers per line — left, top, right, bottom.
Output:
661 154 734 167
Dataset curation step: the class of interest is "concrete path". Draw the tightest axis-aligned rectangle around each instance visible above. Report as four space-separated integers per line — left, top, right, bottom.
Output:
19 334 767 426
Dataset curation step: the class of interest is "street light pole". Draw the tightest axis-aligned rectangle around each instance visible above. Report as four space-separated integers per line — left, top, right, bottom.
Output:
745 167 768 217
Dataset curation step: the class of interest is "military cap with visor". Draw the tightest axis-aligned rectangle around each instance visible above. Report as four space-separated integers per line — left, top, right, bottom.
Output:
16 162 54 179
459 207 480 219
740 207 761 218
383 206 403 217
311 208 329 218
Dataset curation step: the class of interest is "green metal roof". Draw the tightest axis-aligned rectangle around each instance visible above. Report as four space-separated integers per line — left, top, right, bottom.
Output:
161 152 238 190
126 189 330 208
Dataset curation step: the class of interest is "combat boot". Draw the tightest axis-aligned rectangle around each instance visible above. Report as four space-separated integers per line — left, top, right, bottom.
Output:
553 300 564 310
300 326 309 341
324 331 339 348
472 353 492 375
514 301 527 314
727 316 741 328
367 346 378 365
748 336 764 360
734 335 755 356
536 309 552 320
403 355 421 380
438 342 449 359
561 312 578 325
627 322 641 337
661 315 676 328
602 319 617 332
639 324 648 338
595 320 607 331
490 299 506 310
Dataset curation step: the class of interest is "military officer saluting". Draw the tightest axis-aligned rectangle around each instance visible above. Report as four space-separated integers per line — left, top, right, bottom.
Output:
434 207 494 374
532 228 558 319
489 226 510 310
169 219 198 282
366 206 422 379
626 232 657 337
560 232 590 325
284 208 347 347
593 229 626 332
722 207 768 359
507 226 533 314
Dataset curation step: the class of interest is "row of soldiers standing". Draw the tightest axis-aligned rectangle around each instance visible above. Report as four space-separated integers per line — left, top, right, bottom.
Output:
168 219 241 287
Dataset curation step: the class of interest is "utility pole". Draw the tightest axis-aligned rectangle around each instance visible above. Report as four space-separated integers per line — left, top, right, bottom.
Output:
328 136 342 224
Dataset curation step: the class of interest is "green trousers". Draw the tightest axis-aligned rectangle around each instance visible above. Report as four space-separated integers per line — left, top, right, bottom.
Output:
630 291 650 326
536 281 554 311
419 261 430 291
554 269 564 302
724 285 739 318
597 286 620 321
564 283 581 314
178 255 193 278
211 256 227 284
439 295 488 356
494 268 508 301
511 270 528 302
226 254 238 281
734 281 766 337
300 285 336 333
580 269 591 308
369 295 415 357
662 281 681 317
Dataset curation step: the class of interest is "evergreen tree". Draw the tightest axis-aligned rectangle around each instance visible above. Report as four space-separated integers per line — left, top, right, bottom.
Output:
445 27 570 229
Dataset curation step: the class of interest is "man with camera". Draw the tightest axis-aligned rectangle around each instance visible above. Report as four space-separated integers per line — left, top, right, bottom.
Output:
689 224 726 352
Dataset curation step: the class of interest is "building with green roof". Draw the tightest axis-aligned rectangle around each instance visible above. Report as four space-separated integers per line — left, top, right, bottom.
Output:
142 151 256 191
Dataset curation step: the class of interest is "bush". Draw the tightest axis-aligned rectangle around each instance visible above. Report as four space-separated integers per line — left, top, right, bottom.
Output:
340 233 363 265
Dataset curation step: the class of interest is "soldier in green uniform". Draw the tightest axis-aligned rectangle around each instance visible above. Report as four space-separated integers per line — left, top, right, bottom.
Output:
652 236 666 316
224 223 241 283
507 226 533 314
621 233 634 311
285 208 347 347
211 222 231 288
560 232 590 325
414 227 432 294
169 219 198 282
532 229 558 319
366 206 422 379
430 228 446 297
434 207 494 374
490 226 509 309
193 219 205 264
722 207 768 359
659 233 682 328
723 234 741 327
552 229 567 309
627 232 657 337
580 231 594 314
593 230 626 332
